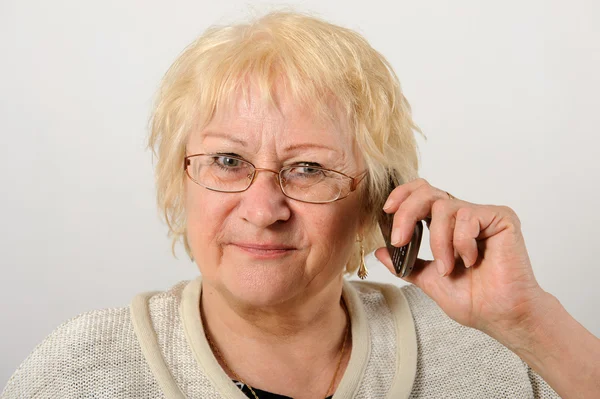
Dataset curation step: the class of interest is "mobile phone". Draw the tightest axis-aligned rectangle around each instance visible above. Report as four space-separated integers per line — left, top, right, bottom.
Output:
377 175 424 278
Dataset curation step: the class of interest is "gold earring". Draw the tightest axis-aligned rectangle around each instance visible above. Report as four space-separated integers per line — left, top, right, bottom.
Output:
357 239 368 279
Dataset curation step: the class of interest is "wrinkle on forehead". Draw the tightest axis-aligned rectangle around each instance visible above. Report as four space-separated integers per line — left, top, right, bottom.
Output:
193 81 363 171
215 78 352 136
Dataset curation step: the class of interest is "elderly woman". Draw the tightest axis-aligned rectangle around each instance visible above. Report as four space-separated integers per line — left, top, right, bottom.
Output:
3 11 599 399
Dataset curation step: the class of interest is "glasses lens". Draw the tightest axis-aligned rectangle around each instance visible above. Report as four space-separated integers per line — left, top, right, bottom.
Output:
187 155 254 191
281 166 349 203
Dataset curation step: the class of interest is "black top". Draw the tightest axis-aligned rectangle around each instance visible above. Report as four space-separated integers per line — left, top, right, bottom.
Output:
234 380 334 399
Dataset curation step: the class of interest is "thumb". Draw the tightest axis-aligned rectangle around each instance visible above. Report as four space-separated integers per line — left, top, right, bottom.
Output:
374 247 437 288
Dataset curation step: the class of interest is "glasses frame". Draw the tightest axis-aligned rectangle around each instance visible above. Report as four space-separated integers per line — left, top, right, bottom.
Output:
184 153 367 204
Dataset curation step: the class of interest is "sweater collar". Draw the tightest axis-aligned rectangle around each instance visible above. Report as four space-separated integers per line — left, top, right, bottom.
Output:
179 276 371 398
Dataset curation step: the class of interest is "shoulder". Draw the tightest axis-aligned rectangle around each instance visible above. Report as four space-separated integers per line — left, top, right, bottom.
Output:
347 279 430 317
348 279 513 355
0 281 192 399
347 281 554 397
2 307 138 398
348 280 474 331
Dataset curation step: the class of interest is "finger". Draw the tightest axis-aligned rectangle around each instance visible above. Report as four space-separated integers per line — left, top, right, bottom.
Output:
400 258 441 289
391 183 450 246
453 207 481 268
382 178 429 213
374 246 393 272
429 199 457 276
374 248 436 286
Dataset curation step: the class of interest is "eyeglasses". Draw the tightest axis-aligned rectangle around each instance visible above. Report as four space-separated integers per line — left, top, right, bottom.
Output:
184 153 367 204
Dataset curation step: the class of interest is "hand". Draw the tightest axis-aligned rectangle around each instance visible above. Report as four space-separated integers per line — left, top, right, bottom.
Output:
374 178 549 336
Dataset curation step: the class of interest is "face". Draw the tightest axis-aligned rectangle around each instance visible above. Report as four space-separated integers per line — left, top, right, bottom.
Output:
185 89 365 307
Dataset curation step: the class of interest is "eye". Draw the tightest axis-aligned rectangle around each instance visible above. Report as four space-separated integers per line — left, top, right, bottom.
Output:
295 162 322 170
297 166 321 174
285 162 327 180
296 162 323 174
216 157 241 167
211 153 245 168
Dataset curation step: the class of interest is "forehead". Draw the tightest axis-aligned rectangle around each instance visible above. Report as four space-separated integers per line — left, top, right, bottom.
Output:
211 90 349 141
186 83 365 171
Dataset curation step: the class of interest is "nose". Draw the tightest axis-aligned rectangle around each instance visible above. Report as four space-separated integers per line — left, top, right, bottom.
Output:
238 169 291 228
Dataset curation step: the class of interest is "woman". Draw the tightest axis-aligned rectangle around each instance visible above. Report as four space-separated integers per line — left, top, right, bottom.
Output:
2 11 598 399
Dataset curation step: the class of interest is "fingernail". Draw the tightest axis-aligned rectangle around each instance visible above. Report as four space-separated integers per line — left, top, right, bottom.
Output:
383 198 395 211
463 257 471 268
436 259 446 276
391 228 402 246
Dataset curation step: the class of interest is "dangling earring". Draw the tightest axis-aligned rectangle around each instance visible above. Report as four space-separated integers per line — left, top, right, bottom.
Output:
357 238 368 279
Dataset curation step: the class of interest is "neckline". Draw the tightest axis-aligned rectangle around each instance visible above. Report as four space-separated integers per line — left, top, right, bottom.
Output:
233 379 334 399
179 277 371 399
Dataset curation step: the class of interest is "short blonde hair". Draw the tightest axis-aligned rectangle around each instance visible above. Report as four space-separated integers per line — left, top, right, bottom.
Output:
148 11 422 274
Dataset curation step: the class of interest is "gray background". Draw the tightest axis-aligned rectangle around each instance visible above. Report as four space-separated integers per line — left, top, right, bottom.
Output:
2 0 599 388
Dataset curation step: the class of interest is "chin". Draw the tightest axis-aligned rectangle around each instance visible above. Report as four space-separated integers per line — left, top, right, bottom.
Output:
218 260 306 308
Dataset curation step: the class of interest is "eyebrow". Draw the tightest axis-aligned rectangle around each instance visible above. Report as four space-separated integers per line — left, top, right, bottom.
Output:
201 131 247 146
201 131 339 154
284 142 339 154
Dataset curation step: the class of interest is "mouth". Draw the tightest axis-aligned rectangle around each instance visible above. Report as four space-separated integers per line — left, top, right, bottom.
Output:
230 243 296 258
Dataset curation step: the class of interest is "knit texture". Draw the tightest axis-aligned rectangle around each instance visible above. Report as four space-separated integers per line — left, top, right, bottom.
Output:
352 284 397 398
149 281 224 397
1 307 165 398
2 279 561 398
402 285 560 398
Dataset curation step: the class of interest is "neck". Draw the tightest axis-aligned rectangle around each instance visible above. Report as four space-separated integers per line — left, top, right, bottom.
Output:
200 277 351 398
203 275 345 337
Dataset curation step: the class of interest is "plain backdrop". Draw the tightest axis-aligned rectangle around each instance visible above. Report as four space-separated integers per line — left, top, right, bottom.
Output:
1 0 599 388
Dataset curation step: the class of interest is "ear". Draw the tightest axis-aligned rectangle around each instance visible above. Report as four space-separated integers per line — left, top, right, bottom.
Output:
356 200 373 237
355 215 365 240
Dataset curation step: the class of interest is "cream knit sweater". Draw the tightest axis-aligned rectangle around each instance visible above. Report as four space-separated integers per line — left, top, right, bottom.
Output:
2 277 561 398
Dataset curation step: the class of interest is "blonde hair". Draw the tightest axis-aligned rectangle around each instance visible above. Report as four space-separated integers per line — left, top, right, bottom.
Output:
148 10 423 274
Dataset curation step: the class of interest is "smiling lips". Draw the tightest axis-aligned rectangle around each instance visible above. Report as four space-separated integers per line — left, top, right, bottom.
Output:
231 242 296 258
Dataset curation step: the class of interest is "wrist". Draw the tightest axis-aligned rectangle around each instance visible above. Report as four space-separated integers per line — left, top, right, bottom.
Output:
488 291 600 399
485 290 560 360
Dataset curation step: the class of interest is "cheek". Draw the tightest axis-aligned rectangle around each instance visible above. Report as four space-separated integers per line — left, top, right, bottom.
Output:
185 185 232 257
306 202 362 261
